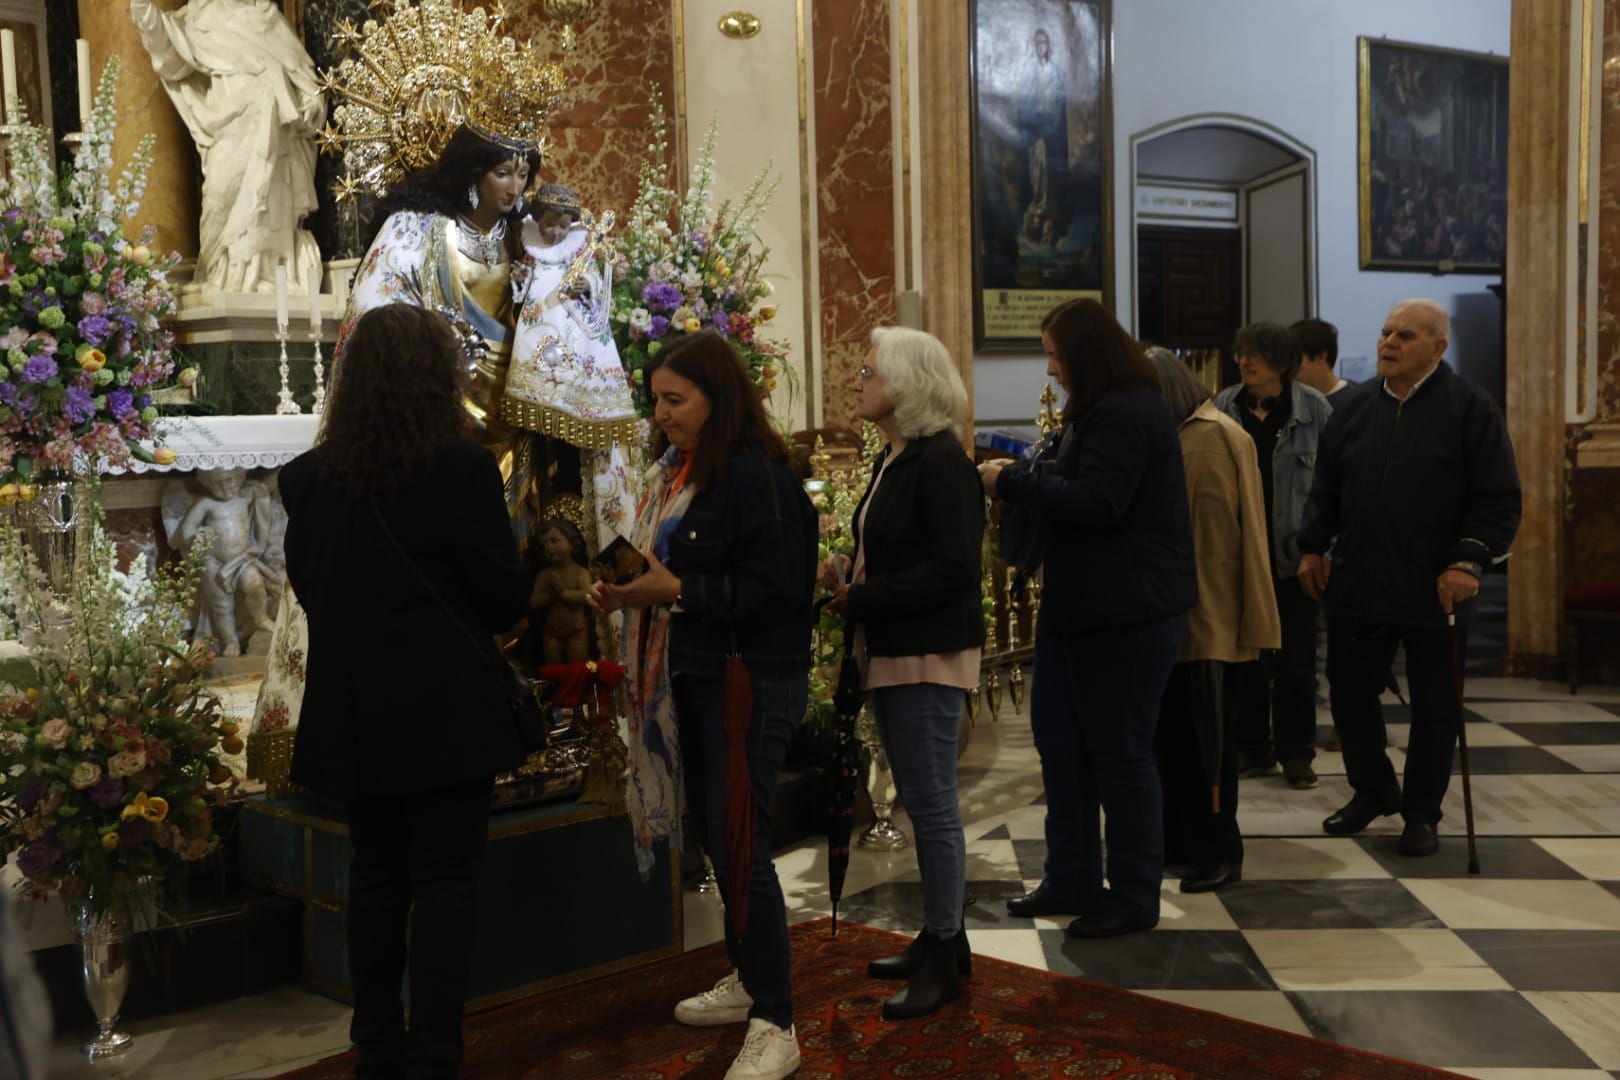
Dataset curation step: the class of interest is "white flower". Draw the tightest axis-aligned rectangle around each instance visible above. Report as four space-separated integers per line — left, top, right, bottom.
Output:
628 307 652 332
680 269 702 291
69 761 102 790
107 748 147 779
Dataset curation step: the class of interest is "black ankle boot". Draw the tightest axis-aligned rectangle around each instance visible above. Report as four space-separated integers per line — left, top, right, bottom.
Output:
881 930 962 1020
868 928 973 980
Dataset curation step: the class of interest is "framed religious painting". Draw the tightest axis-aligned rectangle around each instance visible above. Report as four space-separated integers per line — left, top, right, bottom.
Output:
1358 37 1508 273
970 0 1111 348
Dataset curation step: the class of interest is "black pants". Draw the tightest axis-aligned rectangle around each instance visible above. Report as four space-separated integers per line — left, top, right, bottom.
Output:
1156 661 1243 870
348 779 494 1079
1235 575 1320 765
1326 616 1464 825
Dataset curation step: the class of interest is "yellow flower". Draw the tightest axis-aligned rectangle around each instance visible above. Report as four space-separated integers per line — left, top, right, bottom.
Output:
120 792 169 823
100 831 119 852
683 317 702 333
152 447 177 467
24 688 38 702
714 259 730 277
127 245 151 266
0 483 33 508
758 305 777 324
76 347 106 373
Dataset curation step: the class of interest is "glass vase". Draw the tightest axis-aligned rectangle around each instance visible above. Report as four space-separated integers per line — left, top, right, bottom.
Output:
857 731 909 851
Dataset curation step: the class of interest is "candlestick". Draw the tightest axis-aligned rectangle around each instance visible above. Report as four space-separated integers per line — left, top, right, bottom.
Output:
307 267 323 335
1 30 16 127
76 39 91 129
274 325 300 416
274 263 288 330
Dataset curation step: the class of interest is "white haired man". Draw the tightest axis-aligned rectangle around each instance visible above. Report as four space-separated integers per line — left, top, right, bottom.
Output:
1296 300 1520 856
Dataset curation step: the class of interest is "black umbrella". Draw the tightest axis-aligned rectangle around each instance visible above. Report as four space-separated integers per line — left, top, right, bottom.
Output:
1186 661 1225 813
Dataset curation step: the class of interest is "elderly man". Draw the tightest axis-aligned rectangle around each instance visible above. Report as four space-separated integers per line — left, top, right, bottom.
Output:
1297 299 1520 856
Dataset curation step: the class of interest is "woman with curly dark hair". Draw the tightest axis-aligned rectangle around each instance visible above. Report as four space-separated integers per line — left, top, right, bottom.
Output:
284 303 532 1077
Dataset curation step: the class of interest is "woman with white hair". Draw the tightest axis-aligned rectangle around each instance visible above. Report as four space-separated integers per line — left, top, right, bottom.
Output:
828 326 984 1019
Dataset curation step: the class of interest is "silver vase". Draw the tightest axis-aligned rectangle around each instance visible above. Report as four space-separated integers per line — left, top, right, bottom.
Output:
696 852 720 894
16 471 91 594
76 901 134 1060
858 735 909 851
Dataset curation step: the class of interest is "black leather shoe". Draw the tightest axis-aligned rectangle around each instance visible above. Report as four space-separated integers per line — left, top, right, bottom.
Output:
1006 884 1085 918
868 928 973 980
1397 819 1439 856
1065 910 1157 938
1322 791 1401 836
881 930 962 1019
1179 864 1241 894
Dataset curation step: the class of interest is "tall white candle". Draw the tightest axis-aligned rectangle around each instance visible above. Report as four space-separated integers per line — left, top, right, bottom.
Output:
1 31 18 127
307 267 323 334
76 39 91 128
274 263 289 329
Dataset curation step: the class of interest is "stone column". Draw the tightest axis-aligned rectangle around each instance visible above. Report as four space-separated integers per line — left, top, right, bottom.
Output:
916 0 974 413
1504 0 1573 675
76 0 198 262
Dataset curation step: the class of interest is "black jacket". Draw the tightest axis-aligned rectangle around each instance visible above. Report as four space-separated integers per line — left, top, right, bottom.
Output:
1298 362 1521 627
666 451 818 680
283 438 532 799
846 430 985 656
996 387 1198 634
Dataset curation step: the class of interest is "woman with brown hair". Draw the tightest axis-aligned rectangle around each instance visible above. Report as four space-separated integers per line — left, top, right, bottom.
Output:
591 331 816 1080
283 303 532 1077
979 298 1197 938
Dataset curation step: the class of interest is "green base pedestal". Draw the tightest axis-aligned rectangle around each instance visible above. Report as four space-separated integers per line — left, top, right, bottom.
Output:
240 795 681 1010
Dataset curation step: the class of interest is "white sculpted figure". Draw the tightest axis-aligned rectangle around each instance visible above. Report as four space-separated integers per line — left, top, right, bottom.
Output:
162 468 286 657
130 0 325 295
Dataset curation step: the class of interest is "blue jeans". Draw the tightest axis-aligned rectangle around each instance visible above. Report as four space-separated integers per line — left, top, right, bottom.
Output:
1030 614 1186 922
674 670 806 1030
871 682 967 939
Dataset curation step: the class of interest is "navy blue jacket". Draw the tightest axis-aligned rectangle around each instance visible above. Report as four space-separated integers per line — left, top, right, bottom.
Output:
666 451 818 680
996 387 1198 634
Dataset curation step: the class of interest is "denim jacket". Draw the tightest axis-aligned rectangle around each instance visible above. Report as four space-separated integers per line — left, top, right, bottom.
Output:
1213 380 1332 578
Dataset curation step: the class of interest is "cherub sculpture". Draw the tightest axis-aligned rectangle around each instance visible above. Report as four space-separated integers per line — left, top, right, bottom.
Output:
162 467 285 657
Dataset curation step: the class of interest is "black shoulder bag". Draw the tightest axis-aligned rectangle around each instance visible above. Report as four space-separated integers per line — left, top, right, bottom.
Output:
369 500 548 755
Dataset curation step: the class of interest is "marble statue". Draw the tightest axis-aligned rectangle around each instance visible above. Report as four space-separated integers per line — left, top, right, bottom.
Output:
161 467 286 657
130 0 324 295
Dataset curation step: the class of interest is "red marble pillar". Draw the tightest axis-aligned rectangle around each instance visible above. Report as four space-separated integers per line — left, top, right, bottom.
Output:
812 0 898 428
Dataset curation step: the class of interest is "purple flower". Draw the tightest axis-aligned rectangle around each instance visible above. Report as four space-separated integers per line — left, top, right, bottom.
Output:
107 388 134 418
17 780 41 813
87 775 125 810
689 232 710 253
0 381 16 407
135 394 151 410
647 315 670 340
641 281 683 312
62 385 94 424
15 843 57 877
77 315 113 346
20 355 57 383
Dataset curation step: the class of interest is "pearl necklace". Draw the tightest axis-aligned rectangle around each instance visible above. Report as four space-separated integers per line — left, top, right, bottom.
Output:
456 215 507 265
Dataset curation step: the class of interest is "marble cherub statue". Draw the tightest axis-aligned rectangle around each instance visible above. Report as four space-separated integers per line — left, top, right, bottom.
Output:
529 516 594 665
162 467 285 657
130 0 325 295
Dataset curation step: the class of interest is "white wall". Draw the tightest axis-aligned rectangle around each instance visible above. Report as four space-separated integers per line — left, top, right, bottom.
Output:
973 0 1512 426
1247 169 1309 325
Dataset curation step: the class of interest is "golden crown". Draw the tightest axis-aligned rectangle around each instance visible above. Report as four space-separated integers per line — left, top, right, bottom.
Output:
318 0 567 201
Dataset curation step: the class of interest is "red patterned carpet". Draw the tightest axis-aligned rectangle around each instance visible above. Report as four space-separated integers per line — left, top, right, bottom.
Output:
281 919 1460 1078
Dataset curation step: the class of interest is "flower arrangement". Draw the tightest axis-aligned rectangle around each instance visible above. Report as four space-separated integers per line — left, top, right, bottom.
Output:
0 56 185 492
805 426 880 722
0 510 237 920
610 87 790 416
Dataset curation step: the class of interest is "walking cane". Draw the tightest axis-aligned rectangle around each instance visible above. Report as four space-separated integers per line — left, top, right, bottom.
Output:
1447 610 1481 875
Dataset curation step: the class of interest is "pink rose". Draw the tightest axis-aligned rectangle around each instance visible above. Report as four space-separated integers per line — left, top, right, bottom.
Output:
107 748 147 779
79 292 106 316
40 718 70 749
69 761 102 790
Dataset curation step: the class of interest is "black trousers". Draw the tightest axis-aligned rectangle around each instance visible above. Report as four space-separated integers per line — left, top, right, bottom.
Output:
347 778 494 1079
1156 661 1243 870
1326 616 1464 825
1235 575 1320 765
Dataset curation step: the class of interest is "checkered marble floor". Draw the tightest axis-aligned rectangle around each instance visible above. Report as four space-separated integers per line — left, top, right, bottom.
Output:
686 675 1620 1079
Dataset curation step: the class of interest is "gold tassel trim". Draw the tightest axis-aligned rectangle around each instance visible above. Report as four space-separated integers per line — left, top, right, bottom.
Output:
499 397 642 451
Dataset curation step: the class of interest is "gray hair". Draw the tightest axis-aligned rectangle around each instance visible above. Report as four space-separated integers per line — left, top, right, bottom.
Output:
1144 346 1211 424
1393 298 1451 340
870 326 969 439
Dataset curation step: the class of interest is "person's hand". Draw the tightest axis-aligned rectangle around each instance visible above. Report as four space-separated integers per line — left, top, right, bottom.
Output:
1437 568 1479 615
825 584 850 618
586 580 620 614
818 553 849 591
1298 554 1331 600
978 461 1006 498
598 549 681 610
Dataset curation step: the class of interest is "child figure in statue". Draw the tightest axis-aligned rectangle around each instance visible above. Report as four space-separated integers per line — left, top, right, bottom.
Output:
172 467 282 657
529 517 594 665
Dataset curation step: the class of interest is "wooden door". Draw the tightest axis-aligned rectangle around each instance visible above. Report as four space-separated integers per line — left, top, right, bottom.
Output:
1137 226 1243 387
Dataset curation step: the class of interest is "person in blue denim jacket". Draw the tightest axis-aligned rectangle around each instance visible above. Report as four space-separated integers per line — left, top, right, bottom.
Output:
1213 322 1333 790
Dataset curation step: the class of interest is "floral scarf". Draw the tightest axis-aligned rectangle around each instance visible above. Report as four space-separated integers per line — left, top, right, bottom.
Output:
622 447 696 877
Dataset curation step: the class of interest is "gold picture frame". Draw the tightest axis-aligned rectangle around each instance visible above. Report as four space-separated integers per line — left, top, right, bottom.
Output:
1358 36 1508 273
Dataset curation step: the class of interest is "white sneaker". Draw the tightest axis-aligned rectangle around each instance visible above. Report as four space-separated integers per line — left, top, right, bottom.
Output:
673 969 753 1026
724 1017 801 1080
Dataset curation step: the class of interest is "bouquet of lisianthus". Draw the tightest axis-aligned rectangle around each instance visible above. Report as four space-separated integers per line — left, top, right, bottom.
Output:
0 513 238 920
0 56 186 493
610 87 789 416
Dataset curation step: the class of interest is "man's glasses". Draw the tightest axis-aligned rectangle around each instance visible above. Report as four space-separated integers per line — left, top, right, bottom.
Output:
858 365 875 381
